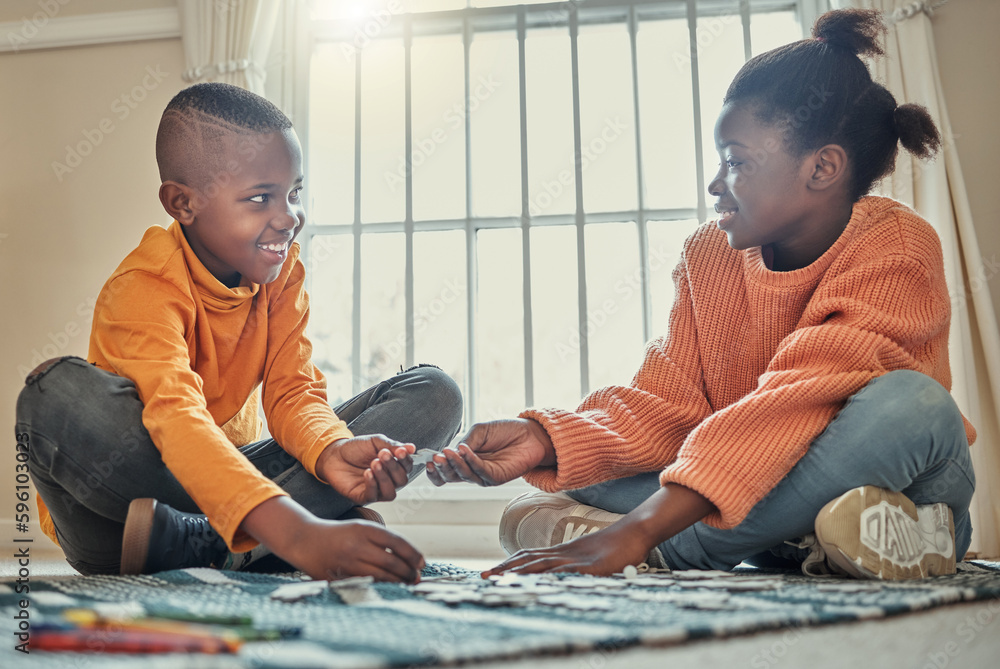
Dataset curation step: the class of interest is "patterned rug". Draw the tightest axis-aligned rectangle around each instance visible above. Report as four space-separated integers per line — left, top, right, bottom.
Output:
3 561 1000 668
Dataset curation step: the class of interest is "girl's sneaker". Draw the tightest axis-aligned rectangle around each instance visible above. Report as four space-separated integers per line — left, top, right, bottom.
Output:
498 491 669 569
813 486 956 580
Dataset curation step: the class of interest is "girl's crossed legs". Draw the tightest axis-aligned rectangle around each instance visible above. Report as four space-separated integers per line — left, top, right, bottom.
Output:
566 370 975 571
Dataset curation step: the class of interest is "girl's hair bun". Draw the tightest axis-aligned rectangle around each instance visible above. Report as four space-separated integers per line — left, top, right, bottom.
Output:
812 8 886 57
894 103 942 159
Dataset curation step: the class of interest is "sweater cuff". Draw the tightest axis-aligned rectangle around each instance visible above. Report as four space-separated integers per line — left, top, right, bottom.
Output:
659 456 758 530
519 407 609 491
300 424 355 479
217 485 289 552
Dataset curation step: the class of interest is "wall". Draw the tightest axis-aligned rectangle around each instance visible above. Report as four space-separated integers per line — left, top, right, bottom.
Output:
0 27 186 549
932 0 1000 324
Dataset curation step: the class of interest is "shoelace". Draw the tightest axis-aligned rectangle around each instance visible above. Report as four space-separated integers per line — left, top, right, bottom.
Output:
176 514 226 564
785 534 841 577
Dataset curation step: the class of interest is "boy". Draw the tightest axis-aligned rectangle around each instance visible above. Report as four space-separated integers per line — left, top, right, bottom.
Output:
16 83 463 583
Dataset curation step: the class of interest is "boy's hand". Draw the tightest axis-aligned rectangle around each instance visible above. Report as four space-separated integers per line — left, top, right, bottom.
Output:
294 519 424 583
316 436 416 505
426 419 556 487
242 497 425 583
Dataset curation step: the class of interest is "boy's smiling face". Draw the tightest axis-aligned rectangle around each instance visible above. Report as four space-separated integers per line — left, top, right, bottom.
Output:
170 128 305 288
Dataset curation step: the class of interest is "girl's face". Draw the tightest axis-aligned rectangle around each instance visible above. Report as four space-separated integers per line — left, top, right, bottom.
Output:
708 102 834 270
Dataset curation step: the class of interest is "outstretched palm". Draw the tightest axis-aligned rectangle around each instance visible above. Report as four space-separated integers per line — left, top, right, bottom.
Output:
426 419 552 487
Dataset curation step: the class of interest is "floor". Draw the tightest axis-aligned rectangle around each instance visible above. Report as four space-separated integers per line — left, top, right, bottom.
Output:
4 552 999 668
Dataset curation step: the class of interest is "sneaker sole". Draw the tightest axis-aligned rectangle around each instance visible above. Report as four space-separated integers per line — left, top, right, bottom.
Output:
342 506 386 526
815 487 955 580
120 498 156 575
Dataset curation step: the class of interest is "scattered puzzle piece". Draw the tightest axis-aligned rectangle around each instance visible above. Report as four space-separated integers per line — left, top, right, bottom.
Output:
270 580 328 602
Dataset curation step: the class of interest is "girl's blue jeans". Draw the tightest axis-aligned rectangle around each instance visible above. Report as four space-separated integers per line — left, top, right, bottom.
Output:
16 356 464 575
566 370 976 570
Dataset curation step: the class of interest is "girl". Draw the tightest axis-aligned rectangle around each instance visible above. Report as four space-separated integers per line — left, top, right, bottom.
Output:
425 9 976 580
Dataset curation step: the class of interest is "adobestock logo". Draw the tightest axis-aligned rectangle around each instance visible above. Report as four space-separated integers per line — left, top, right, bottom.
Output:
51 65 170 182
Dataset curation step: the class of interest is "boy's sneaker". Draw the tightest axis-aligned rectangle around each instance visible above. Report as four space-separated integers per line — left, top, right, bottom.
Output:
499 491 669 569
120 498 229 575
813 486 956 580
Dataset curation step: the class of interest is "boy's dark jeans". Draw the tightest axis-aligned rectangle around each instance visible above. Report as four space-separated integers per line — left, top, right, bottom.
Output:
15 356 464 575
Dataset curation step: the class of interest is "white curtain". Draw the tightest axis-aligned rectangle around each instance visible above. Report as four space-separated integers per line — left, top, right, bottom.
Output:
832 0 1000 557
177 0 281 95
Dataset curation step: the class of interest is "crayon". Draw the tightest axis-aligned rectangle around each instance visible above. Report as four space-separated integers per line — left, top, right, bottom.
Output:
32 627 239 654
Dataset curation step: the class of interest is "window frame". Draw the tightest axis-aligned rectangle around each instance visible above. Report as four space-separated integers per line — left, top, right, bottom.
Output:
277 0 830 547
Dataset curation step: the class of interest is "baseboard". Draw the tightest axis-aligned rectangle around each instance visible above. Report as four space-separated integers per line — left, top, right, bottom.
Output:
371 493 509 558
0 471 528 558
388 524 506 560
0 493 513 560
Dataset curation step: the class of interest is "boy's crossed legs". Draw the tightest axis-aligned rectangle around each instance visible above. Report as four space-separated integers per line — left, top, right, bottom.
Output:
17 356 463 575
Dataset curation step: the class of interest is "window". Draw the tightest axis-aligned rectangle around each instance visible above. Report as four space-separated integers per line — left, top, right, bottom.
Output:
305 0 816 415
301 1 822 523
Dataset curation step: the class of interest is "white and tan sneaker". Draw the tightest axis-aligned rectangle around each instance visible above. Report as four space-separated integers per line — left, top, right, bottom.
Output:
498 491 669 569
814 486 955 580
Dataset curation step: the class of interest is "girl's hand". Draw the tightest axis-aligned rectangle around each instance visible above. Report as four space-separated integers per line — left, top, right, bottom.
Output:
482 519 654 577
316 436 416 504
482 484 716 577
426 418 555 487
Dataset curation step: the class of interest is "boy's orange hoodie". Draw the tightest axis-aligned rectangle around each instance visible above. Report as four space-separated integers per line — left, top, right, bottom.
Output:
38 221 353 551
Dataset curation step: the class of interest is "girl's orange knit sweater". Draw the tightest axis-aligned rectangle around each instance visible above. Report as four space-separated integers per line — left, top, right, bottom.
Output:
521 196 975 530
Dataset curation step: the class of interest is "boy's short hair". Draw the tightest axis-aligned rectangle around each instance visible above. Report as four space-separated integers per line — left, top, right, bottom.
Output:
155 82 293 190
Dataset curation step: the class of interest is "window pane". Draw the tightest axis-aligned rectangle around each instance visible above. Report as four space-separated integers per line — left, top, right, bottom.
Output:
638 19 697 211
751 10 801 57
470 31 521 218
360 232 405 387
578 23 637 213
696 4 746 195
414 230 468 394
412 35 466 221
530 225 582 410
306 234 355 404
526 28 575 217
476 228 524 420
361 40 405 223
647 219 701 338
309 43 356 226
585 222 645 390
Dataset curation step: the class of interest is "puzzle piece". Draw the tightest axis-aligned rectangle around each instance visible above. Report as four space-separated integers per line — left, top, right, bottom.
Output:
270 580 328 602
